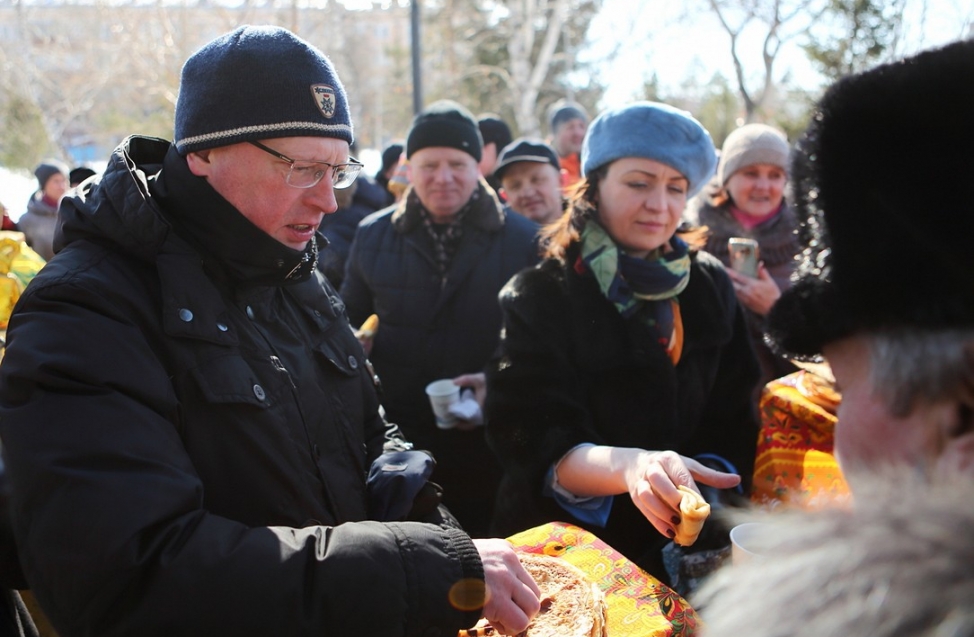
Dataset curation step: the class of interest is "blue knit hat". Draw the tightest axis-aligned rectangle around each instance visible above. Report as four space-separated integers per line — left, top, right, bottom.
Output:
581 101 717 197
174 25 353 155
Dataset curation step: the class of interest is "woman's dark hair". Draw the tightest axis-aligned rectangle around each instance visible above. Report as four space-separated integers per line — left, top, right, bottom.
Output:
540 163 707 260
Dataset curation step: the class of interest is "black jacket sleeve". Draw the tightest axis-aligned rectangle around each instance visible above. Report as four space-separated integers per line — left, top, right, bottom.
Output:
0 281 483 637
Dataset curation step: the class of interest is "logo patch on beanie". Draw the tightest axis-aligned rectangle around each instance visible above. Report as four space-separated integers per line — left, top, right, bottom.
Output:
311 85 337 119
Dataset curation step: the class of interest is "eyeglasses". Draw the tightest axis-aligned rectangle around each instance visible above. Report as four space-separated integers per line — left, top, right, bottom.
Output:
249 140 363 189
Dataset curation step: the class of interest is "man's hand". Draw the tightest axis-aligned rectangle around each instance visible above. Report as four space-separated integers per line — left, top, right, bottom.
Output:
472 538 541 635
451 373 487 431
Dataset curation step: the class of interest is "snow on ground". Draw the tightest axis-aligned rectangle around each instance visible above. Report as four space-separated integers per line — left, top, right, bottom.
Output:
0 167 39 223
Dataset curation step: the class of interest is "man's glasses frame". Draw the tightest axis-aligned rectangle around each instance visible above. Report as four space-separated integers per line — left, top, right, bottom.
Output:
249 140 363 189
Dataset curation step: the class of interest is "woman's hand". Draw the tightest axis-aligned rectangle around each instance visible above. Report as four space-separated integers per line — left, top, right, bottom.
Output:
623 450 741 540
472 538 542 635
726 262 781 316
555 446 741 542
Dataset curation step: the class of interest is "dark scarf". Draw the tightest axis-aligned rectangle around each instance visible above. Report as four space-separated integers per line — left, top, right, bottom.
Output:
418 191 478 277
148 147 319 288
580 221 690 364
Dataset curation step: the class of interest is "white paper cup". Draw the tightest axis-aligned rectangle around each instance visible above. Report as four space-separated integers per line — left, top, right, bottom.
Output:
425 379 461 430
730 522 769 565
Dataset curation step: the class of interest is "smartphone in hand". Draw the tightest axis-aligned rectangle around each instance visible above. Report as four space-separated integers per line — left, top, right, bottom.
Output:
728 238 759 278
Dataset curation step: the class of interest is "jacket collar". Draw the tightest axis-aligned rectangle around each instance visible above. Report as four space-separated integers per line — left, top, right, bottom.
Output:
390 178 505 235
150 146 318 288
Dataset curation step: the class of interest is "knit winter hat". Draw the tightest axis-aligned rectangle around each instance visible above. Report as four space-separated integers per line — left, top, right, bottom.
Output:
406 100 483 161
718 124 790 186
581 101 717 197
34 160 68 190
547 100 589 134
174 25 353 155
379 142 404 173
477 114 513 152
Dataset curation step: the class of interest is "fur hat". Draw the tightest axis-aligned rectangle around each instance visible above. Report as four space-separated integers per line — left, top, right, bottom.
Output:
581 101 717 197
34 160 68 190
493 138 560 180
547 100 589 134
406 100 483 162
767 39 974 359
718 124 790 186
174 25 353 155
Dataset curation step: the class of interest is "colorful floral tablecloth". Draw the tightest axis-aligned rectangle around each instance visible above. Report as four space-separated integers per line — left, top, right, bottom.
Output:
507 521 699 636
752 369 851 509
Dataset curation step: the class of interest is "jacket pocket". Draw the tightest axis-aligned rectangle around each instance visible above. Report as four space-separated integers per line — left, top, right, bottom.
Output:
190 354 277 408
312 336 361 378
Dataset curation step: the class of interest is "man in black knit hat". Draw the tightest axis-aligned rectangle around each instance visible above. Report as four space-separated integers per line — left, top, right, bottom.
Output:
0 27 539 637
342 100 539 539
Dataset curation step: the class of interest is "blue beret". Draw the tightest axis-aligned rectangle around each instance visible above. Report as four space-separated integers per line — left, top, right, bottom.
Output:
174 25 353 155
581 101 717 197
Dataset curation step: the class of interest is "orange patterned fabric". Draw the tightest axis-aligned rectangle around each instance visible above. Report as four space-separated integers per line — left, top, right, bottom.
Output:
507 521 700 637
752 370 851 508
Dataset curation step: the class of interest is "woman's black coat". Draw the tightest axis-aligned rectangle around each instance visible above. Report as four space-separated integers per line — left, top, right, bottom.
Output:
486 243 760 580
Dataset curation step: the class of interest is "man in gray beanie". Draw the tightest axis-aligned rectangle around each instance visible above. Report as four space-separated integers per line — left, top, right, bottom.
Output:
342 99 540 540
546 98 589 189
0 26 539 637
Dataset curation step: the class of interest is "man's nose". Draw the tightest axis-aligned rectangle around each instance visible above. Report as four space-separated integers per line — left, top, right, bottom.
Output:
307 178 339 214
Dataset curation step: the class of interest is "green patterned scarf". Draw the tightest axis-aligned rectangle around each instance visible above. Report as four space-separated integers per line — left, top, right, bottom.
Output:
580 221 691 361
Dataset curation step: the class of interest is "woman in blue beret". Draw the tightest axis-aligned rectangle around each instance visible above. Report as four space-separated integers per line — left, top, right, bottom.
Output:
485 102 760 585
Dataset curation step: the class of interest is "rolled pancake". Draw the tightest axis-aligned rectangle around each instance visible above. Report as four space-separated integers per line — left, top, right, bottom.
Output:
673 485 710 547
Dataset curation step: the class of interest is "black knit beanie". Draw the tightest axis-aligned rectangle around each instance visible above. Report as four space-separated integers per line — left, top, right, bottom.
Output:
174 25 353 155
406 100 482 162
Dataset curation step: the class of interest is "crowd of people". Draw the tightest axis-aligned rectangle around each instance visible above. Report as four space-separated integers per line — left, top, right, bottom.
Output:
0 22 972 637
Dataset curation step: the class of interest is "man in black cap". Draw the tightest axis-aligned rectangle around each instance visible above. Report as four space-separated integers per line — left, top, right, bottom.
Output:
342 100 540 538
375 141 403 201
476 113 513 194
494 138 565 225
0 27 539 637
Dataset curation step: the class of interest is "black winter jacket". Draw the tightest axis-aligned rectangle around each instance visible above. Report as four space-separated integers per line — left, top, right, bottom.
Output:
485 243 760 580
0 136 484 637
341 185 539 536
318 174 392 289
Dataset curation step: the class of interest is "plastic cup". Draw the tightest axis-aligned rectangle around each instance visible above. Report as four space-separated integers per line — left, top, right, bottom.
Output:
730 522 769 565
425 379 460 430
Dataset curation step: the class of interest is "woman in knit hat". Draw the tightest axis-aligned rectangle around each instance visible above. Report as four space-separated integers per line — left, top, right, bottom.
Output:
19 159 69 261
485 101 759 587
685 123 799 383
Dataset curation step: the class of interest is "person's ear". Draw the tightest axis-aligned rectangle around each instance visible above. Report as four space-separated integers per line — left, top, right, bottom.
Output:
936 402 974 477
185 149 214 178
499 188 507 200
